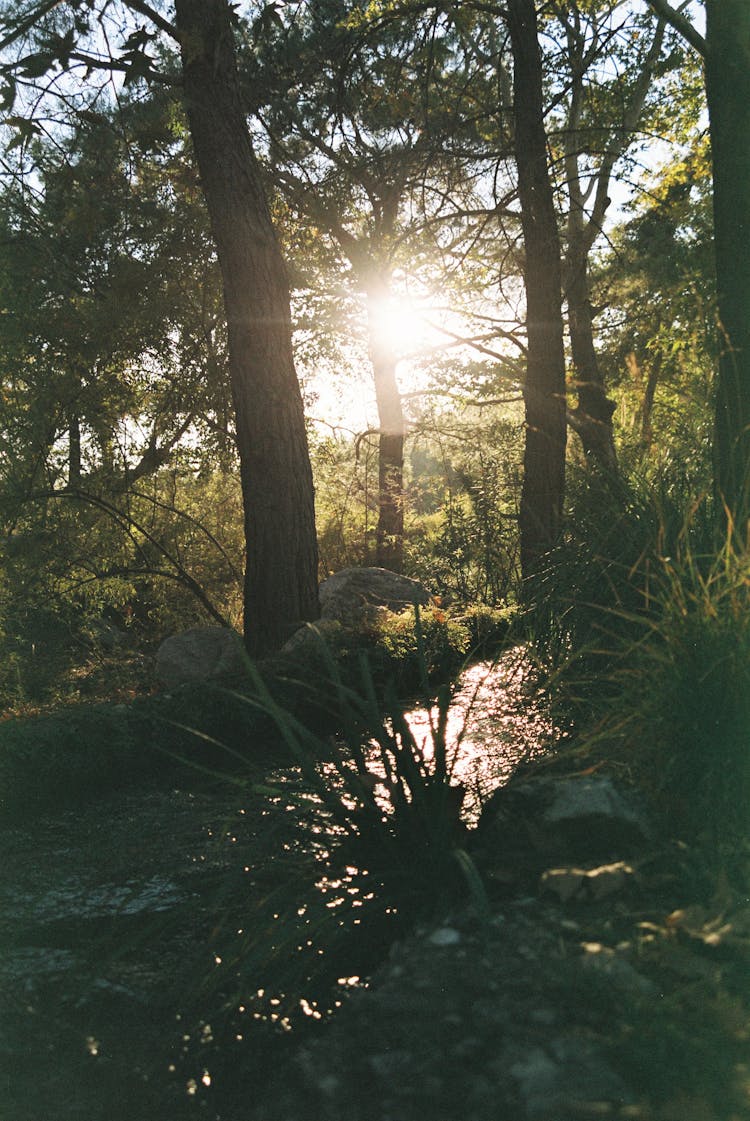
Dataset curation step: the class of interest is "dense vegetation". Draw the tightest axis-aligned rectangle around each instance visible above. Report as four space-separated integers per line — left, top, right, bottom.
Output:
0 2 748 1117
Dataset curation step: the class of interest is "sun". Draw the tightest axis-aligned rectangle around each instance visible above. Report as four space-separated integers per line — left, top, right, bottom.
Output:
368 295 431 358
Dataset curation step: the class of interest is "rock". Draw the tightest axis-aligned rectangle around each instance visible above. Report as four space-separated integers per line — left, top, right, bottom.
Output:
281 618 343 655
477 774 652 868
318 567 431 626
428 926 462 946
541 861 636 903
155 625 246 688
506 1036 635 1119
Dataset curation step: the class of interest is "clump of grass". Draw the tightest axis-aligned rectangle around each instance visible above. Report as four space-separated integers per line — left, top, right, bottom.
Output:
600 528 750 846
172 614 491 1073
527 471 750 850
238 612 489 914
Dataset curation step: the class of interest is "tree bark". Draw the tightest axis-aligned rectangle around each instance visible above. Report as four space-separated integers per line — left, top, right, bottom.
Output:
174 0 319 655
705 1 750 527
507 0 568 578
566 243 617 470
366 285 406 572
559 8 664 474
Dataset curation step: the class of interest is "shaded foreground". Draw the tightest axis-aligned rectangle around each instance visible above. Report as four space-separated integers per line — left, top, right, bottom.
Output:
2 655 749 1120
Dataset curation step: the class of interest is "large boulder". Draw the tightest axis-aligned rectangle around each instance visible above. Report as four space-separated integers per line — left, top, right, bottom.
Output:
318 567 431 626
155 626 246 689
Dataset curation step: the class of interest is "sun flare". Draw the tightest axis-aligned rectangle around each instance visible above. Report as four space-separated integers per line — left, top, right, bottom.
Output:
368 296 431 357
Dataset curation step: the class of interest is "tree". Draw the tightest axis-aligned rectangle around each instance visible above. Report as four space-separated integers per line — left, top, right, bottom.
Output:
548 1 667 470
506 0 568 576
249 1 511 573
0 0 319 654
648 0 750 528
596 128 715 467
0 95 244 630
173 0 318 652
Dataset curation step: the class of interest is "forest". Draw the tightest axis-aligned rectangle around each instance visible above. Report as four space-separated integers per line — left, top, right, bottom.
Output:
0 2 749 1119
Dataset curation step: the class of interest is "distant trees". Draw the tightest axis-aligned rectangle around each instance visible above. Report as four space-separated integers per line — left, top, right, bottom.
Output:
0 94 244 630
249 2 508 572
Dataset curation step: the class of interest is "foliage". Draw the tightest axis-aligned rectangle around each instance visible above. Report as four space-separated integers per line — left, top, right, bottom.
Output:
526 471 750 845
599 531 750 845
312 407 523 604
597 129 716 470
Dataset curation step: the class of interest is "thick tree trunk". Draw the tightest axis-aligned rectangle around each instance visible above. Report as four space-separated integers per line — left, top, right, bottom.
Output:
366 288 405 572
705 1 750 527
174 0 319 655
507 0 568 578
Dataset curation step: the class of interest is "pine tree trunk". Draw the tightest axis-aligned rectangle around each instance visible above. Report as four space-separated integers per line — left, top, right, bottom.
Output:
705 1 750 527
175 0 319 655
366 289 405 572
566 246 618 470
507 0 568 578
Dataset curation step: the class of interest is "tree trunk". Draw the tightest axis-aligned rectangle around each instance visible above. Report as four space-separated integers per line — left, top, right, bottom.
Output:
566 245 618 470
68 411 81 488
174 0 319 655
705 1 750 528
366 287 405 572
507 0 568 578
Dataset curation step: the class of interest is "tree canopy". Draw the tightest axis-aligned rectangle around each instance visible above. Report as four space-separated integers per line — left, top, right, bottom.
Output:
0 0 737 659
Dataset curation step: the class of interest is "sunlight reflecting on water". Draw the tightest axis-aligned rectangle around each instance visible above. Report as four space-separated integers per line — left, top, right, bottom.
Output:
401 647 553 823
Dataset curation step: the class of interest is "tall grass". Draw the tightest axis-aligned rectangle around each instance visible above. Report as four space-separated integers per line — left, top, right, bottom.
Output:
525 472 750 847
237 614 489 912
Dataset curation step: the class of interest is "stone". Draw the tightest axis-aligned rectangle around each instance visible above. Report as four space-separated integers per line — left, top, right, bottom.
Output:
155 625 246 688
428 926 462 947
541 862 636 903
507 1036 636 1119
318 567 431 626
477 774 652 867
280 618 343 655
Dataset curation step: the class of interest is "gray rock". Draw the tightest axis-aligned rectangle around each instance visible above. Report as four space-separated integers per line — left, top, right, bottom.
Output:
155 625 246 688
543 776 645 831
319 567 431 625
508 1036 635 1119
478 774 652 865
281 618 343 655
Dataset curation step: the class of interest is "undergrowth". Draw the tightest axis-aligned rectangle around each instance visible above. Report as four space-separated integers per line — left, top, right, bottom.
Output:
524 471 750 851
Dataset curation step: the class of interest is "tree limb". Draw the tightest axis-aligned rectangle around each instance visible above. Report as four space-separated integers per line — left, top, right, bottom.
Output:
122 0 179 42
646 0 706 56
0 0 62 53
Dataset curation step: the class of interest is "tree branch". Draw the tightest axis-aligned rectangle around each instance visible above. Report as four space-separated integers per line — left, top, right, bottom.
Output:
0 0 62 53
122 0 179 42
646 0 706 56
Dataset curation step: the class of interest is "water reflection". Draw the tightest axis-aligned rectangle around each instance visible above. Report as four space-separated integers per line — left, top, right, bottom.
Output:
401 648 553 823
177 649 554 1101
